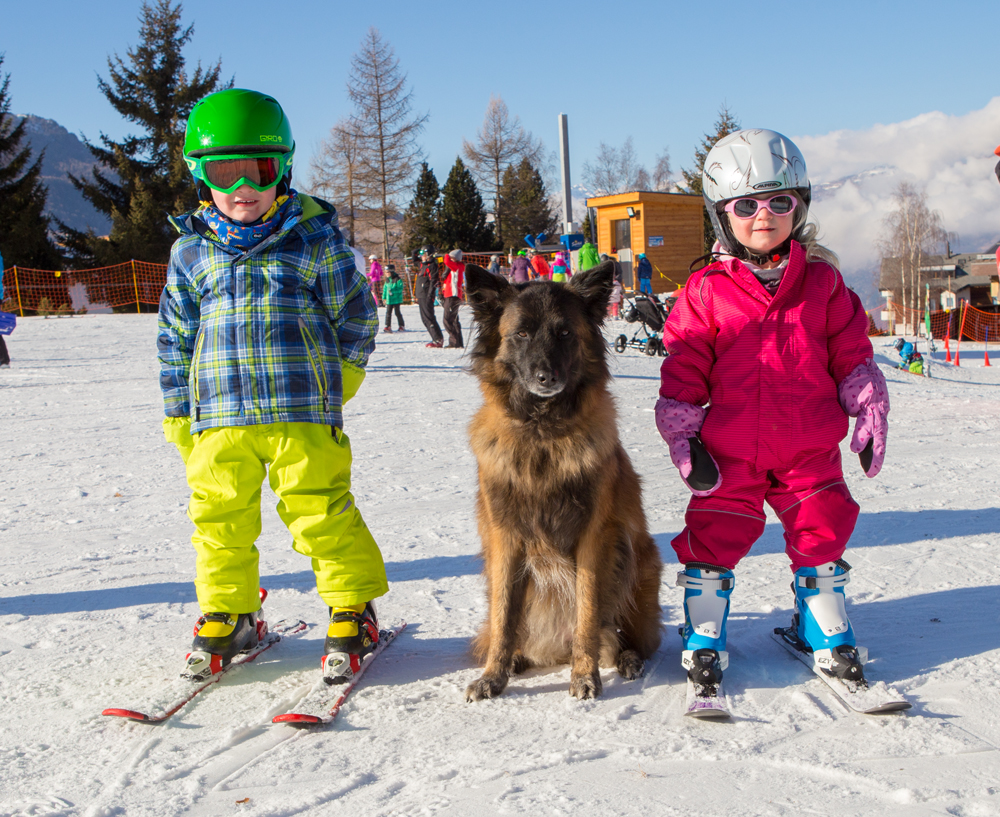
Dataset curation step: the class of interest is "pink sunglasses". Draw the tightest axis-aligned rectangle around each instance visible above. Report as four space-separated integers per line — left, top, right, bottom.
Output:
723 194 798 219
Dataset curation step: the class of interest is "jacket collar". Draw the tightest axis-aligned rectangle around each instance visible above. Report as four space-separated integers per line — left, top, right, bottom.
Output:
169 193 339 256
711 240 807 308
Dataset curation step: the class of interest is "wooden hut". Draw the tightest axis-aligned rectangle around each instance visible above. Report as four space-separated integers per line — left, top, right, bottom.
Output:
586 191 704 293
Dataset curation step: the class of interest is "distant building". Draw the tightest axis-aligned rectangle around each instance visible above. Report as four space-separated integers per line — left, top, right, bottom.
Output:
879 249 999 310
586 192 703 293
878 247 999 334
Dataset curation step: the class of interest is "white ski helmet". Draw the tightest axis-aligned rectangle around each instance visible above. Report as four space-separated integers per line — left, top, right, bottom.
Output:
702 129 811 260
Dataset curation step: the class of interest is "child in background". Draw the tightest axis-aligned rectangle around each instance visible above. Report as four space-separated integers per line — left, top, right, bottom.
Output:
368 255 384 306
551 251 571 282
382 266 405 333
655 129 889 697
893 338 923 375
158 89 389 685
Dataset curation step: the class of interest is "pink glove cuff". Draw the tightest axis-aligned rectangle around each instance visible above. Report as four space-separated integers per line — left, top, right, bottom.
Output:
838 359 889 417
837 360 890 478
655 397 706 442
654 397 721 496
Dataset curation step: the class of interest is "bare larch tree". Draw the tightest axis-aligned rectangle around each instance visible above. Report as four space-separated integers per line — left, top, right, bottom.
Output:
308 119 367 246
877 181 946 320
462 95 543 247
346 27 427 260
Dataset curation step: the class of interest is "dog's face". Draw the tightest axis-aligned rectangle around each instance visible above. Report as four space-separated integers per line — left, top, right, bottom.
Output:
466 263 614 410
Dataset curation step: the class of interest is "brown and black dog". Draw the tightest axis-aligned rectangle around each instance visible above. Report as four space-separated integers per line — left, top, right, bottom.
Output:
463 262 662 701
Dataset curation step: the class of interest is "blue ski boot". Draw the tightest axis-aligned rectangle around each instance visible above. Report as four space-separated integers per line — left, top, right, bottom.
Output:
677 564 734 692
790 560 866 684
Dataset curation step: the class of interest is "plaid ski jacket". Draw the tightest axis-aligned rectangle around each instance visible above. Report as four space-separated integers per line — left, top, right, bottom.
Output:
157 194 377 433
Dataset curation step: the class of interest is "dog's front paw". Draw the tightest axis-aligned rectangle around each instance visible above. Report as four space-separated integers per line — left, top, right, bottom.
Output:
466 673 508 702
569 671 602 700
616 649 645 680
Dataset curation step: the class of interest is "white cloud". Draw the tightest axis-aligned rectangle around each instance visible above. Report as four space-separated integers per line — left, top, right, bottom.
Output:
794 97 1000 299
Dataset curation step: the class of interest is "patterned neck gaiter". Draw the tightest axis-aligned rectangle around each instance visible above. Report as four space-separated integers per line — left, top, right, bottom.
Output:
199 194 295 251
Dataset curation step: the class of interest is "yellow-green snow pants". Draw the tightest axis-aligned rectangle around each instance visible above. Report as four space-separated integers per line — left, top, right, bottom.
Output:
183 422 389 614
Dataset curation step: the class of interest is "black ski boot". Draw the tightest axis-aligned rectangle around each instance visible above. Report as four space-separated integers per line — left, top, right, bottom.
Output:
184 612 260 679
323 602 379 685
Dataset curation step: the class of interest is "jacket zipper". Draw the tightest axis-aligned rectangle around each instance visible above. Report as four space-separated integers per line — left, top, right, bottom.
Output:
297 317 330 413
191 330 206 422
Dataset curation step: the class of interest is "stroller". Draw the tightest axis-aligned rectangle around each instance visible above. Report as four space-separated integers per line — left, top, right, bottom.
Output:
614 292 669 356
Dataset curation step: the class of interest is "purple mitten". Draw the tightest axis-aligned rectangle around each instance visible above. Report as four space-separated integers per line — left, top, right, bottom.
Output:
654 397 722 496
838 359 890 477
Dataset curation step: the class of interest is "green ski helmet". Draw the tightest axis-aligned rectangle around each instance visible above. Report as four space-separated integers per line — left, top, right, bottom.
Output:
184 89 295 197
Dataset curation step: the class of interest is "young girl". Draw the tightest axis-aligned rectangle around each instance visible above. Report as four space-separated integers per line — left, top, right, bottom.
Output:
655 129 889 695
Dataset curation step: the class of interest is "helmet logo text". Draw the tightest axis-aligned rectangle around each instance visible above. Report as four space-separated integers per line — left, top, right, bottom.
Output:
752 181 781 190
260 135 283 143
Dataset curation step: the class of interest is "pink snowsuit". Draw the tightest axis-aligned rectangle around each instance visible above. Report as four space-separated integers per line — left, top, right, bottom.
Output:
658 241 874 572
368 259 384 303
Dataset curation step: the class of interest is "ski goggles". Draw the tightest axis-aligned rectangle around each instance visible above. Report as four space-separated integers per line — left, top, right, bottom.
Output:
723 193 798 219
191 153 290 194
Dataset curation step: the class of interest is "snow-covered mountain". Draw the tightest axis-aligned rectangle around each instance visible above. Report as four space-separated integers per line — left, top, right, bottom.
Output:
9 114 112 235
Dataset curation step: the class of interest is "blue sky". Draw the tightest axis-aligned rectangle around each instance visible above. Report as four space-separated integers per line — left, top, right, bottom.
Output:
4 0 998 195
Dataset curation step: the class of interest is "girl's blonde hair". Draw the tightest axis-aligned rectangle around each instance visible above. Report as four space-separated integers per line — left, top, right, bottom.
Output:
792 195 840 268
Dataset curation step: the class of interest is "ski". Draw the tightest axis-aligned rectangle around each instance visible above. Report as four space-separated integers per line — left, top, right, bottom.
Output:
273 621 406 726
684 678 731 719
772 626 911 714
102 618 308 723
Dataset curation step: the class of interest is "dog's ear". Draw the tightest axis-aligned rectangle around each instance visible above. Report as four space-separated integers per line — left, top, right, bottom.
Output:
465 264 513 321
569 261 614 324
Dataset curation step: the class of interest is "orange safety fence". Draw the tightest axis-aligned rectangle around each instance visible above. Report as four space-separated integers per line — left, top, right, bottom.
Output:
1 253 509 316
883 301 1000 342
1 262 168 316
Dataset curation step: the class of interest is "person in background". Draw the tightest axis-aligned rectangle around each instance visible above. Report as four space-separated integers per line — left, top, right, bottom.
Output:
893 337 923 375
440 249 466 348
578 240 600 272
601 253 624 286
510 250 532 283
487 254 502 277
417 247 444 348
609 275 624 320
636 252 653 295
368 255 384 306
0 248 9 368
381 266 405 333
530 250 551 281
551 251 571 282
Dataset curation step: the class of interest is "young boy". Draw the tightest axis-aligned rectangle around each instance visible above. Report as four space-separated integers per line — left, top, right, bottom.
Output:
158 88 388 684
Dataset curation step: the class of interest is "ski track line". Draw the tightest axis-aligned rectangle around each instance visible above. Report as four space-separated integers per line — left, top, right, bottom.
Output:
81 734 162 817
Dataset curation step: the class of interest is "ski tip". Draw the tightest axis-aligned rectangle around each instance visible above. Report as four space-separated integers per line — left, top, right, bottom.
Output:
272 713 323 725
863 700 913 714
102 708 154 722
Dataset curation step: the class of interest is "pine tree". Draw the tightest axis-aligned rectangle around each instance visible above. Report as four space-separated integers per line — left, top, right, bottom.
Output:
402 162 440 255
0 57 63 269
58 0 226 266
496 158 559 252
437 157 494 251
681 105 740 253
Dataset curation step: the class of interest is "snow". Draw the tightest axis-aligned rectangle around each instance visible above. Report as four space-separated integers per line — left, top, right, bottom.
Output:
2 310 1000 817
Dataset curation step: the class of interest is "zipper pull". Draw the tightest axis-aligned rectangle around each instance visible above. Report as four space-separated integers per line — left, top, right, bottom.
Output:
323 392 329 412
